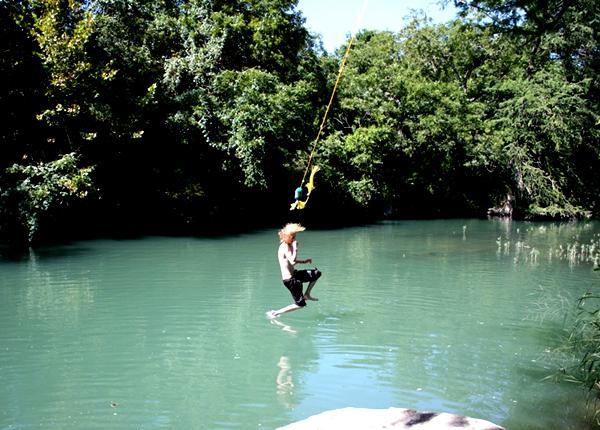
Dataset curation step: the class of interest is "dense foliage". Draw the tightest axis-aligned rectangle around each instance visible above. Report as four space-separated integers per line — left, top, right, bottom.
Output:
1 0 598 245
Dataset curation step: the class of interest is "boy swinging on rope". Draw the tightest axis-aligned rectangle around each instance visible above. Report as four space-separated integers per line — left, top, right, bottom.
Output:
267 223 322 319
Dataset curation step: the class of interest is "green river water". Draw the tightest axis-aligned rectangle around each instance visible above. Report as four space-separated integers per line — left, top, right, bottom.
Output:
1 219 600 430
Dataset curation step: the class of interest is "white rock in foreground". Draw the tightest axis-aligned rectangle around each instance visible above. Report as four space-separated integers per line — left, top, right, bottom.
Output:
277 407 506 430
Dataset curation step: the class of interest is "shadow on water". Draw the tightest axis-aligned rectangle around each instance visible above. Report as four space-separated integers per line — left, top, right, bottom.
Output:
0 244 95 262
0 225 273 263
0 244 30 262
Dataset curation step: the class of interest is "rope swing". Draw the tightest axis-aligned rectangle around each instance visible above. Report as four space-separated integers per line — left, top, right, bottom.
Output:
290 0 369 211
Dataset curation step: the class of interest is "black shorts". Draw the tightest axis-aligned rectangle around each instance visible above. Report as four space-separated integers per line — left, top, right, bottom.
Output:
282 268 322 307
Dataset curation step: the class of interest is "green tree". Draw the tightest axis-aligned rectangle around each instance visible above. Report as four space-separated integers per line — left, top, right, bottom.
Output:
87 0 180 142
0 1 46 161
317 31 406 210
316 11 598 218
1 153 93 244
210 0 311 80
484 65 594 218
161 0 323 208
29 0 98 151
452 0 600 217
211 68 318 189
318 23 503 215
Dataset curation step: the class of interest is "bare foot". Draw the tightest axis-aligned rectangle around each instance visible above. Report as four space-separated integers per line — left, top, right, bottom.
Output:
266 310 279 319
304 294 319 301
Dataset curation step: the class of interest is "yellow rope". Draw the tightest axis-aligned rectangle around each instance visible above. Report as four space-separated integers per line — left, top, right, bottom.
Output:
299 34 357 188
291 0 369 211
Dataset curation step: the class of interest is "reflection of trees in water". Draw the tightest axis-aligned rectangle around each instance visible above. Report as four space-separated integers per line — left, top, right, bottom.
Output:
21 248 95 324
277 355 295 409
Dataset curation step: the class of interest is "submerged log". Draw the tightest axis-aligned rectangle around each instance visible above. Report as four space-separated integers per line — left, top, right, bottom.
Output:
277 407 505 430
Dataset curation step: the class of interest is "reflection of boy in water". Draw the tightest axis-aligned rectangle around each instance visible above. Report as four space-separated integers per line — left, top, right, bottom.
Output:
276 356 294 408
268 223 321 319
276 356 293 392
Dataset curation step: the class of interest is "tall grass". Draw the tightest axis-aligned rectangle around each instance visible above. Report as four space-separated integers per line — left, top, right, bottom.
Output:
555 272 600 425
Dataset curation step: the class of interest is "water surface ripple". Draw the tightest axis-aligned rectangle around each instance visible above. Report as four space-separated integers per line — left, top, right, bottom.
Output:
1 220 599 429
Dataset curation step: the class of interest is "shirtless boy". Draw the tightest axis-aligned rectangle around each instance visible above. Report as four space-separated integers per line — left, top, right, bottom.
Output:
267 223 322 318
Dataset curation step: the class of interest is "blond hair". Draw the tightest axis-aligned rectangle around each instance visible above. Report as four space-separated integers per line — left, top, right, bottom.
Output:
278 223 306 241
